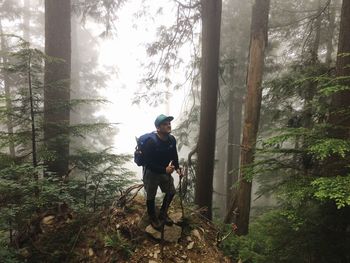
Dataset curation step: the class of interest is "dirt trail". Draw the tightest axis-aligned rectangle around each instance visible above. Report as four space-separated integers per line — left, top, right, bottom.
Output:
18 195 231 263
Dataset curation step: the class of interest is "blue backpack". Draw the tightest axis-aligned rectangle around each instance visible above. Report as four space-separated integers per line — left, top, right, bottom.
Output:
134 132 175 166
134 132 157 166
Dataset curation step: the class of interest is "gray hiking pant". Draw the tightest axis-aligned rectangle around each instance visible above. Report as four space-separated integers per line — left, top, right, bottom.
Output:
142 168 176 200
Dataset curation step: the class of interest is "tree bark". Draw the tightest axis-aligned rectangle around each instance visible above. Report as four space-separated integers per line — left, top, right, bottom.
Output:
234 0 270 235
194 0 222 220
319 2 350 260
334 0 350 83
44 0 71 177
329 0 350 139
226 89 243 212
327 0 350 176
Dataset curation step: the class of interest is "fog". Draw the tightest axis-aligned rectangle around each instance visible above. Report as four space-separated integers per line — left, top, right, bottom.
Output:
94 0 194 175
1 0 349 260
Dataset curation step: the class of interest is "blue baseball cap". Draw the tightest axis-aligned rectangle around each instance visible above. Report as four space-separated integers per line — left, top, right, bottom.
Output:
154 114 174 127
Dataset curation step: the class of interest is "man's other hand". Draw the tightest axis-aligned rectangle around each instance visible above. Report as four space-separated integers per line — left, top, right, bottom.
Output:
166 160 175 174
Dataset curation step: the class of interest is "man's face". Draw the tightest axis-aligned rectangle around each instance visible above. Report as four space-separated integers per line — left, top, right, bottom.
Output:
157 121 171 134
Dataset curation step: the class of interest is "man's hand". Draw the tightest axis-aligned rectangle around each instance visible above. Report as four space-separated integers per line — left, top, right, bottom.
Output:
166 161 175 174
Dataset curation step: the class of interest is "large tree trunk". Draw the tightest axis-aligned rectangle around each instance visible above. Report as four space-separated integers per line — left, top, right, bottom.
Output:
334 0 350 80
319 2 350 261
226 89 243 212
327 0 350 176
44 0 71 177
232 0 270 235
194 0 222 220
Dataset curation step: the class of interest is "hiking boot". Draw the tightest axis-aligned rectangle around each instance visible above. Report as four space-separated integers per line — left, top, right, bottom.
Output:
159 212 174 226
150 216 162 230
159 193 175 226
147 199 163 230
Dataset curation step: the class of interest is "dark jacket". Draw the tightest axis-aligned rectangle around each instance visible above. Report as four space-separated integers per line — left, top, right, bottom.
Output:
143 133 179 174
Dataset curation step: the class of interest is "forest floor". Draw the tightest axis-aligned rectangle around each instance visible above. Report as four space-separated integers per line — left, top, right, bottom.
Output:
18 195 232 263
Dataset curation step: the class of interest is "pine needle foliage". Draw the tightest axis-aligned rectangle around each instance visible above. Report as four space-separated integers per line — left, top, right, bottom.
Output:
0 37 134 261
222 61 350 262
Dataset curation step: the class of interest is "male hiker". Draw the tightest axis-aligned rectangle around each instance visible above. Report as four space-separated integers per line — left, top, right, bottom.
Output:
138 114 183 230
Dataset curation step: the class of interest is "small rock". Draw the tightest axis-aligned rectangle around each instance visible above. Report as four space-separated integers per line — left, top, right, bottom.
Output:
187 241 194 250
187 260 192 263
145 225 159 237
191 229 202 241
42 215 55 225
186 236 192 241
88 248 94 257
169 211 183 223
181 255 188 259
145 224 182 242
149 253 153 257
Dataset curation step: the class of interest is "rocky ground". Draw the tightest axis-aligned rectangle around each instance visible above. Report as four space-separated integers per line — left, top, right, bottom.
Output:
18 195 232 263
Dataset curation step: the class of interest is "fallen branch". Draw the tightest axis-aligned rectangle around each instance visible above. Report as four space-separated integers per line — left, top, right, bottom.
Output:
115 184 144 208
